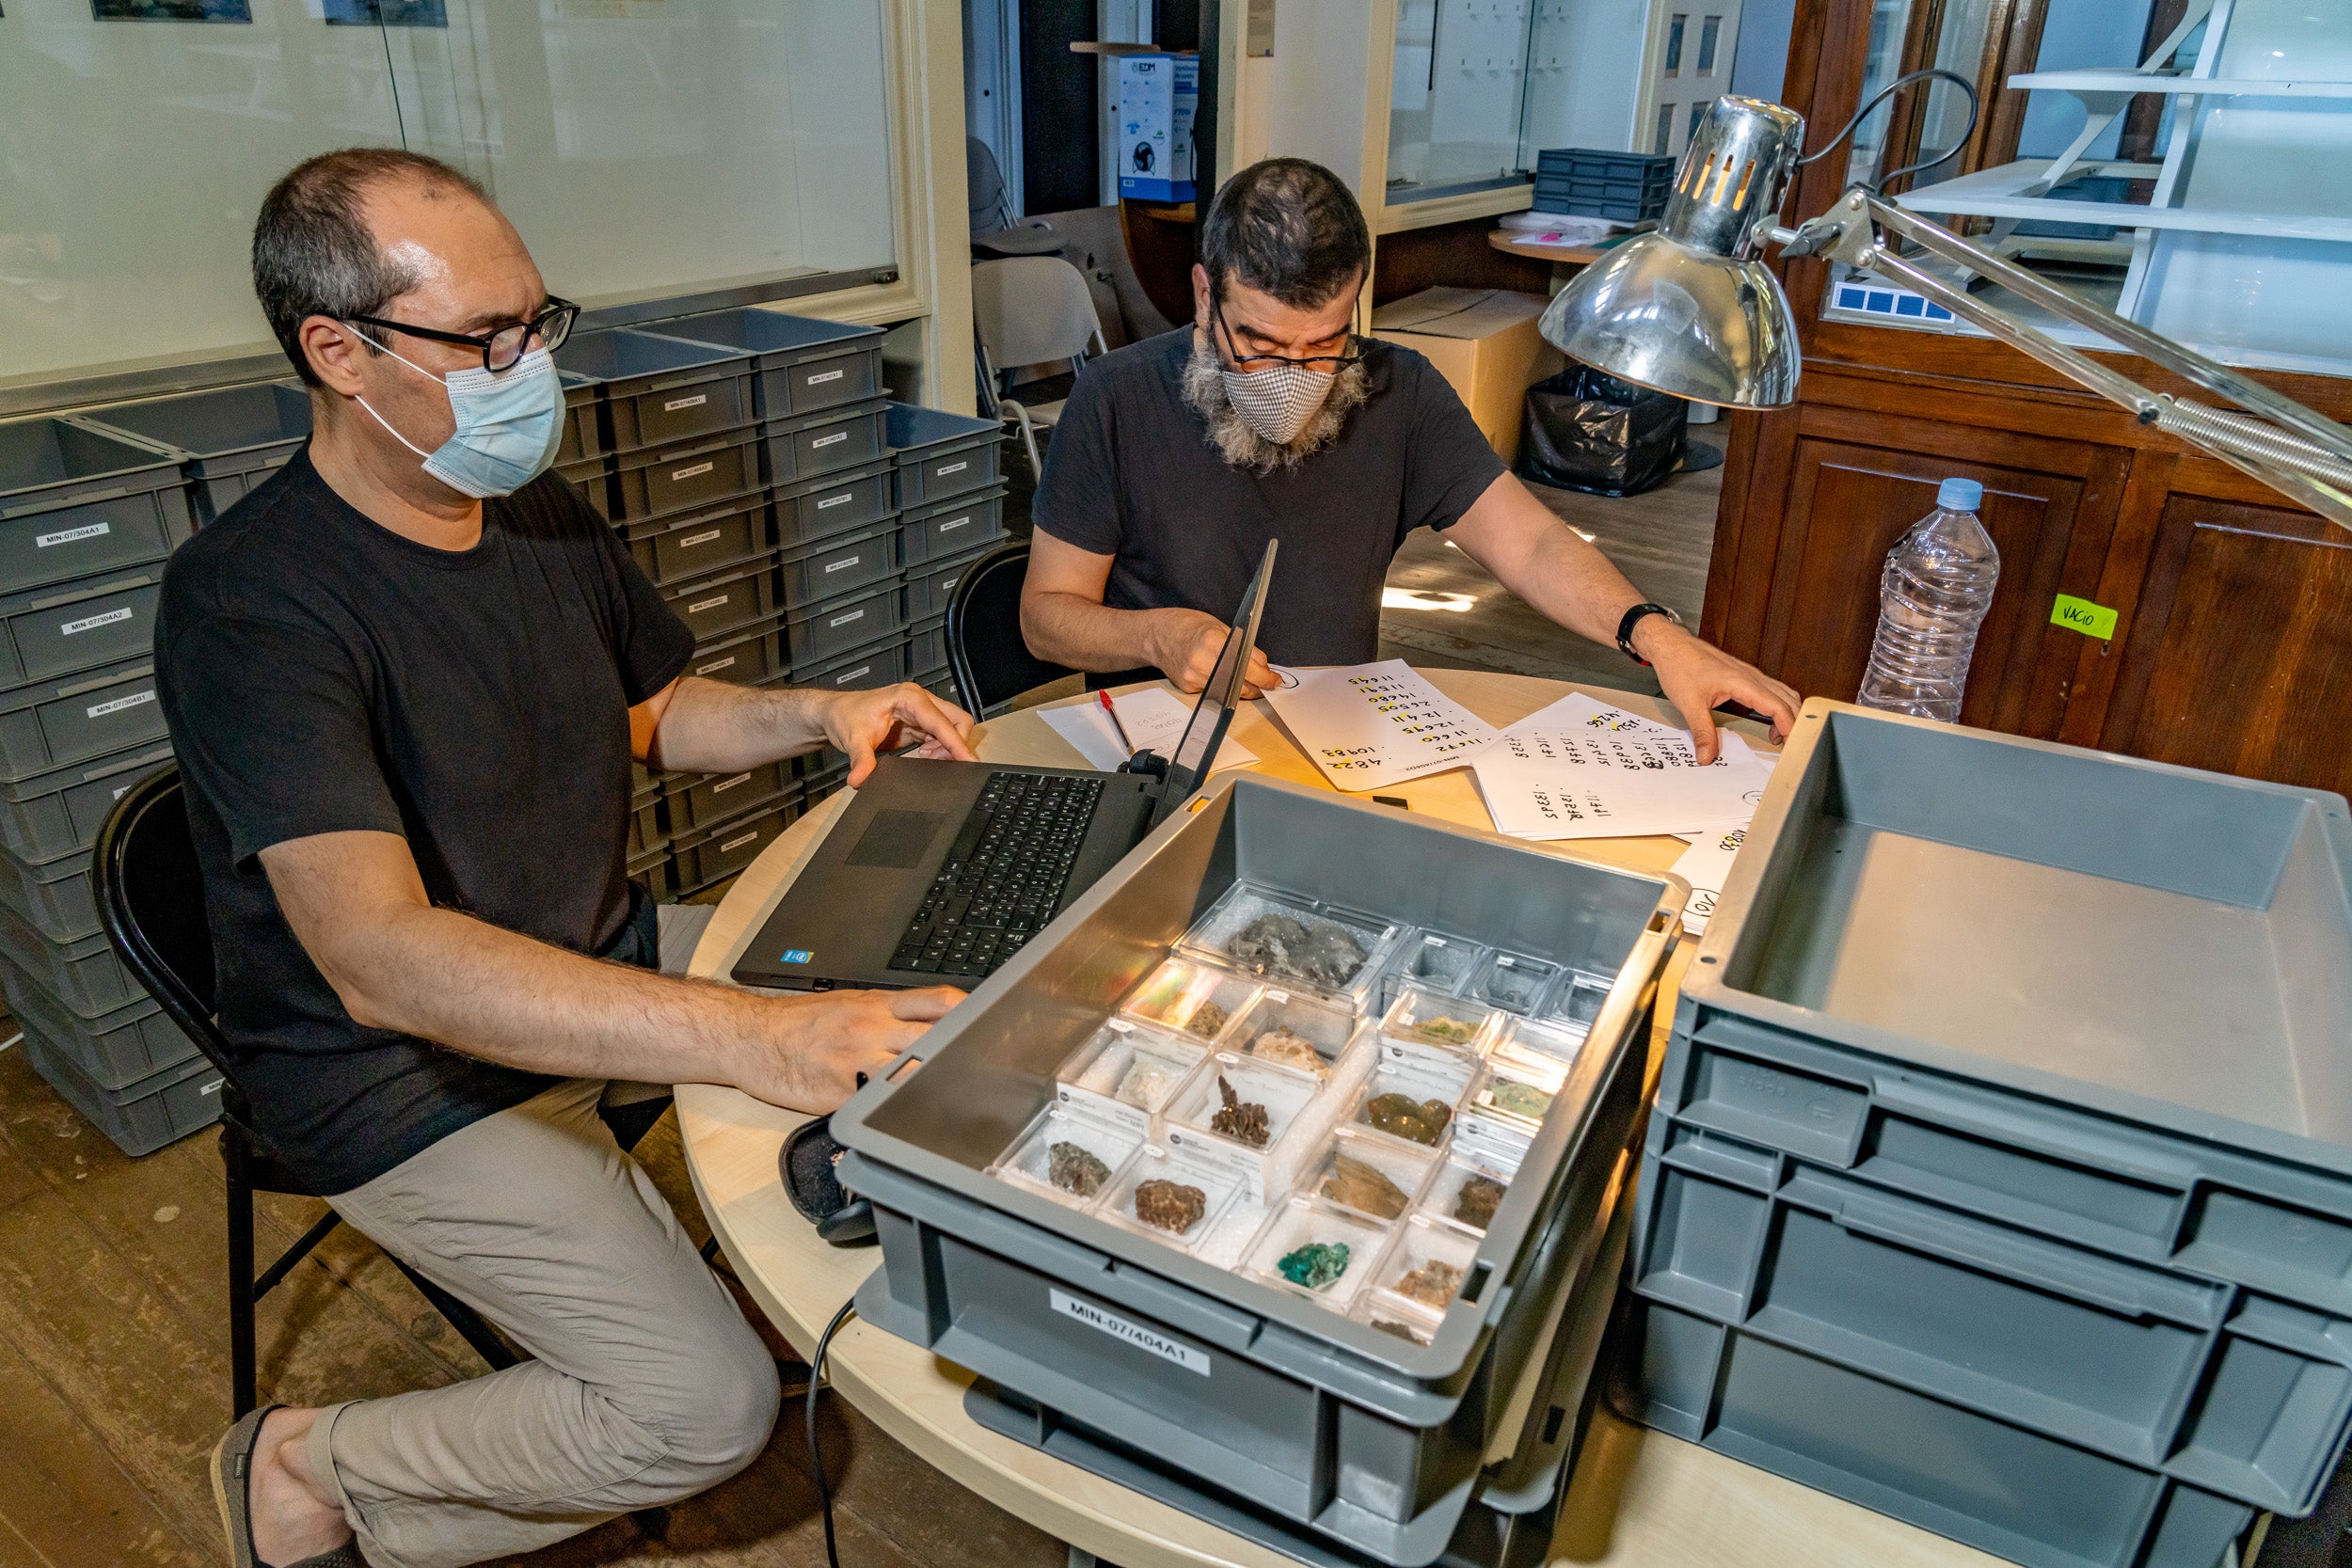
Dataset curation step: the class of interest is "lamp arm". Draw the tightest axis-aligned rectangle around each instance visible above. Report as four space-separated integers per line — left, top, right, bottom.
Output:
1773 187 2352 531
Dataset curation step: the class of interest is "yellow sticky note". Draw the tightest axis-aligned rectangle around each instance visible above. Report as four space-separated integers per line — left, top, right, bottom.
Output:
2050 594 2119 640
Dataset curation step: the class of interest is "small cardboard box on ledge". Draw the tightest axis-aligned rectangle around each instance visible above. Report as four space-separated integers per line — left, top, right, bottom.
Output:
1371 288 1565 466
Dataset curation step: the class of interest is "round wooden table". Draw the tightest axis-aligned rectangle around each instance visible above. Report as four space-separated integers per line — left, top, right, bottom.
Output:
675 668 1998 1568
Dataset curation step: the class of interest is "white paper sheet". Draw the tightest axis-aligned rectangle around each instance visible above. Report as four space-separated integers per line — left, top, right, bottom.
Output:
1263 660 1500 791
1669 824 1750 935
1038 686 1259 774
1470 693 1775 841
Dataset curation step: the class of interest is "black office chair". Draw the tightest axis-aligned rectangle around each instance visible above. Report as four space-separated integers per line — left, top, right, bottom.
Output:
945 541 1075 719
92 766 662 1417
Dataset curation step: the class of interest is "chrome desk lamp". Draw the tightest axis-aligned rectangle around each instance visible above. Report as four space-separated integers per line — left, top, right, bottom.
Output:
1538 87 2352 531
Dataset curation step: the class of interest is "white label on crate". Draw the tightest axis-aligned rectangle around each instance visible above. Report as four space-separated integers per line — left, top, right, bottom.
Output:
36 522 109 548
817 492 851 510
832 665 871 684
806 368 846 386
827 609 865 628
670 461 715 482
695 656 737 675
935 460 968 477
1049 1289 1209 1375
713 772 751 794
938 515 970 532
812 431 849 449
86 689 155 719
200 1077 224 1097
823 554 861 573
680 528 723 547
60 608 133 636
719 829 762 853
687 594 731 613
662 393 708 412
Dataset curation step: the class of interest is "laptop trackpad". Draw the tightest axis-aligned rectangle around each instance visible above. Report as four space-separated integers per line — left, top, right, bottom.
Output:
847 809 946 869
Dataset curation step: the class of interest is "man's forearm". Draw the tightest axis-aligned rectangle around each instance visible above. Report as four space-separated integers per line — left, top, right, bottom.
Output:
1021 590 1172 673
1466 518 1645 648
645 674 833 773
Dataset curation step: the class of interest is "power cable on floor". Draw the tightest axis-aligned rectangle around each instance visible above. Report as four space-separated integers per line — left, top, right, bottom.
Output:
807 1298 858 1568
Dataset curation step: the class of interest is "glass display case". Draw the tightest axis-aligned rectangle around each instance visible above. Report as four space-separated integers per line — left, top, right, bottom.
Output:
1827 0 2352 379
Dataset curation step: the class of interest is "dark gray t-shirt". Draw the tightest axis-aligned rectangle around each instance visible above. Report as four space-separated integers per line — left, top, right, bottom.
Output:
1031 328 1505 670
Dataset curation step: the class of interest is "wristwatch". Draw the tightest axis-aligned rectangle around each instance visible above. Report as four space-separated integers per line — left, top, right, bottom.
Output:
1615 602 1683 666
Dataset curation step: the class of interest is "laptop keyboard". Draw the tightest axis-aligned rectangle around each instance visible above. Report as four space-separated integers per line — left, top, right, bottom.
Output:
890 772 1104 978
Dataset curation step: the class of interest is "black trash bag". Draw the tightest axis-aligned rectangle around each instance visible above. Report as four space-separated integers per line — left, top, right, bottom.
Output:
1517 366 1689 498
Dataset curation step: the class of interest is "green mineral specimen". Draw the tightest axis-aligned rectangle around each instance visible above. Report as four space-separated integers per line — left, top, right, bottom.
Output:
1487 1078 1554 1121
1364 1091 1452 1146
1411 1015 1477 1045
1276 1240 1352 1291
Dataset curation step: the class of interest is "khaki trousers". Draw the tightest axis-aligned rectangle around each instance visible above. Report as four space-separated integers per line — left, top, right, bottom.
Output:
302 1077 779 1568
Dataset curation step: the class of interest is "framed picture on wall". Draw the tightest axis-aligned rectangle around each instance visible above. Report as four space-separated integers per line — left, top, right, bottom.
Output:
321 0 450 23
91 0 250 17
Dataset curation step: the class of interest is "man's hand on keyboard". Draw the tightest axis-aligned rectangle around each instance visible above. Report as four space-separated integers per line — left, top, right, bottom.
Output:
742 985 964 1112
823 683 979 786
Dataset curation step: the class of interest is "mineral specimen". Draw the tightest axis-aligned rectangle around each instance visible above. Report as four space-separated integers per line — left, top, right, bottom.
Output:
1210 1074 1272 1148
1319 1153 1409 1219
1364 1092 1452 1146
1276 1240 1351 1291
1248 1025 1326 1077
1410 1014 1477 1046
1453 1174 1506 1229
1114 1056 1181 1109
1393 1259 1465 1309
1133 1178 1207 1234
1048 1141 1111 1197
1229 912 1368 989
1373 1317 1429 1343
1184 1000 1230 1037
1486 1078 1554 1120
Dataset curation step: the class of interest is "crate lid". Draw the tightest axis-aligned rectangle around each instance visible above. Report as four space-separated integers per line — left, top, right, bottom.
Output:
0 417 183 517
73 382 311 468
554 327 752 391
653 307 882 363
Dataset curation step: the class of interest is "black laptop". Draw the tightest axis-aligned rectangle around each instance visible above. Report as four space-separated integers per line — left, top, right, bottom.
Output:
732 542 1276 991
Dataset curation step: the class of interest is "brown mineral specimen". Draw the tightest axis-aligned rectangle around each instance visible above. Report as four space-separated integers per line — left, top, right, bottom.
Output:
1249 1025 1326 1077
1320 1153 1409 1219
1365 1092 1452 1146
1453 1175 1506 1229
1133 1178 1206 1234
1186 1000 1230 1037
1373 1317 1429 1343
1048 1141 1110 1198
1210 1074 1272 1148
1393 1259 1465 1308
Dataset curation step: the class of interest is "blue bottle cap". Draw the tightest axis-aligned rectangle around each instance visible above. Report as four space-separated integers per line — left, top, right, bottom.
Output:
1937 477 1984 512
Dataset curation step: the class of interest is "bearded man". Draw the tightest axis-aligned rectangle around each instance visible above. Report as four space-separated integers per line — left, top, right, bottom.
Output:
1019 157 1798 761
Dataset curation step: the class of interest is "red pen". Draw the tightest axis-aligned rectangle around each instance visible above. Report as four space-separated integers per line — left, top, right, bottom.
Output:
1098 689 1138 755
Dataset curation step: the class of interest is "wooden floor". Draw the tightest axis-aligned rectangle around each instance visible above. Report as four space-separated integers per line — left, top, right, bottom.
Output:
0 449 1720 1568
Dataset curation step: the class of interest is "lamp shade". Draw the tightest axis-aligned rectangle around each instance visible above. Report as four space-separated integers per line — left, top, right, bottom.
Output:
1537 97 1808 408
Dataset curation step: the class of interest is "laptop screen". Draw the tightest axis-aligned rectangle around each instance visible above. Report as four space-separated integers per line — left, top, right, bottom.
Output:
1153 540 1275 824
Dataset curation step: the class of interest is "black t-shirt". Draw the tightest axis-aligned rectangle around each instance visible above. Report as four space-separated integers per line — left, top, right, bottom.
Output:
157 451 695 1194
1031 328 1506 670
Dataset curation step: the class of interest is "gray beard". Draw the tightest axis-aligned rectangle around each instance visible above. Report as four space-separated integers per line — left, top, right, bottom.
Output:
1180 332 1372 475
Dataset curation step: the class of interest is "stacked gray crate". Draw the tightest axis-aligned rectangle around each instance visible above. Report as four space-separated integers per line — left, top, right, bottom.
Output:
886 402 1009 705
1617 701 2352 1568
0 412 212 1154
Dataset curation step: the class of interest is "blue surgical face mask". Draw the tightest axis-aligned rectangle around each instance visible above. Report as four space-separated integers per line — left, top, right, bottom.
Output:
354 337 565 499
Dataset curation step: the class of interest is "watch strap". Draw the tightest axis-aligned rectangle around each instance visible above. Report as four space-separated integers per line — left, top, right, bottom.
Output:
1615 602 1680 665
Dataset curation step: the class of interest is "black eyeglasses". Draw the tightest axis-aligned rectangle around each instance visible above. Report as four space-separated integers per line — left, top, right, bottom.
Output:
1212 296 1366 372
344 295 580 374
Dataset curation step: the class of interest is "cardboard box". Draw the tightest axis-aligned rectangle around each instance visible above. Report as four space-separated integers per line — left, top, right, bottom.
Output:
1117 54 1198 202
1371 288 1565 464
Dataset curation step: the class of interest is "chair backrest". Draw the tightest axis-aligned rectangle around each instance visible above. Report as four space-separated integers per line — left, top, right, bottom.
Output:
946 542 1076 719
94 766 232 1080
971 256 1106 374
966 135 1010 235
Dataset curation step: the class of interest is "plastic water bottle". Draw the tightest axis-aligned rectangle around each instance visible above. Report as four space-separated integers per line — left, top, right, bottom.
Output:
1856 477 2000 723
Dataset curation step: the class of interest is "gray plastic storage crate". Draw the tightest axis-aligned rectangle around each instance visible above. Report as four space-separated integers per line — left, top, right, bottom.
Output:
0 657 164 782
0 417 193 599
76 382 311 524
898 485 1008 567
779 520 898 611
0 569 162 687
553 328 755 454
0 949 192 1089
628 772 662 858
600 427 762 524
654 309 885 420
775 460 894 548
663 562 776 647
0 843 103 943
903 546 993 621
663 759 794 835
670 793 802 895
22 1024 219 1157
885 403 1005 508
626 841 674 901
783 579 904 670
832 775 1681 1565
759 399 890 487
908 615 946 678
682 614 787 687
787 636 908 694
1616 699 2352 1568
557 370 600 466
0 899 140 1016
621 491 772 588
0 740 169 865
